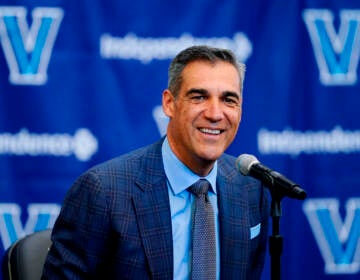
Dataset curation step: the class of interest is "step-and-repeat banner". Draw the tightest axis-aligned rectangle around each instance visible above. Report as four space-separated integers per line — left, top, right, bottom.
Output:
0 0 359 279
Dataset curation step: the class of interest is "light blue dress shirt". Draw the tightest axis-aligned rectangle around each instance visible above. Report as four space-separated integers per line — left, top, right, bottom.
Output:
162 137 220 280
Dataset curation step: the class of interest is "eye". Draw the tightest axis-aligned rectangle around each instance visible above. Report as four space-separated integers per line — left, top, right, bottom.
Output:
191 95 206 100
186 89 208 103
188 93 208 103
223 96 240 107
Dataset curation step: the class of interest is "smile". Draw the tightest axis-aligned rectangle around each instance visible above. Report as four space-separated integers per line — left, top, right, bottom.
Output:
199 128 222 135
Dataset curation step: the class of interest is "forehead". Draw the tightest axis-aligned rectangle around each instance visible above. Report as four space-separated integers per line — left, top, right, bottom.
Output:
180 60 241 93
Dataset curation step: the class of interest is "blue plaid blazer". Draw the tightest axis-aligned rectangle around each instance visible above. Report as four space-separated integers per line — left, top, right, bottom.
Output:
42 139 270 279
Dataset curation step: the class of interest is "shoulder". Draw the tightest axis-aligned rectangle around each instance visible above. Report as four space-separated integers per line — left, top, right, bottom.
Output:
90 139 163 174
69 139 164 193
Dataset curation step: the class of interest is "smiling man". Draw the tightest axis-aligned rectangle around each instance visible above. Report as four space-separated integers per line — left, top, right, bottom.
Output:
42 45 270 280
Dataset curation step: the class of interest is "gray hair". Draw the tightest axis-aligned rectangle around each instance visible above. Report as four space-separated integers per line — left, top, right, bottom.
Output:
168 45 246 97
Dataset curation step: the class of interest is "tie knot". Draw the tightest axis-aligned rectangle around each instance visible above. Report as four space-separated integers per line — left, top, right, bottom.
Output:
188 179 210 196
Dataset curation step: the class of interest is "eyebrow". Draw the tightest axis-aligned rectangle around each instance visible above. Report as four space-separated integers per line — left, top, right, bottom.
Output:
185 88 241 101
186 88 208 96
223 91 241 101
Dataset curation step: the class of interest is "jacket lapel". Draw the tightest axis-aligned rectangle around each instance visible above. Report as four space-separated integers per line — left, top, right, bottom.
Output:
132 141 173 279
217 158 251 278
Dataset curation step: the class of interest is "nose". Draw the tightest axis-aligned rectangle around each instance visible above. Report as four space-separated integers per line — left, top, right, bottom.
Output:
204 99 223 122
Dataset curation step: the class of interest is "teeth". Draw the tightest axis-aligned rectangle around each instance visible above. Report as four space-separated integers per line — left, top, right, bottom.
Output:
200 128 221 135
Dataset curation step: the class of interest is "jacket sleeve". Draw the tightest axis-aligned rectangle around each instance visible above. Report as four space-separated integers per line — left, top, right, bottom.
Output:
42 169 112 279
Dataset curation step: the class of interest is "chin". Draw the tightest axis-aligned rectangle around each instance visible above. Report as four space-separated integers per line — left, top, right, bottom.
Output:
194 144 226 161
199 151 223 162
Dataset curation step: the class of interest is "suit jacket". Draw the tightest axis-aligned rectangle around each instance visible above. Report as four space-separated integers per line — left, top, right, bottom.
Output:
42 139 270 279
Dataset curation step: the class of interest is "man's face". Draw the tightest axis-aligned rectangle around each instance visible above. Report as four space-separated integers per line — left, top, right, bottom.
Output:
163 60 242 175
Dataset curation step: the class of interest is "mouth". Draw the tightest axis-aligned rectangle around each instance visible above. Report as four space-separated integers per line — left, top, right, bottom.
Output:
199 128 223 135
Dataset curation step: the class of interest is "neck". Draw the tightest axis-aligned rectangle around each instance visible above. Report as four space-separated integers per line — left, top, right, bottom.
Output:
188 159 214 177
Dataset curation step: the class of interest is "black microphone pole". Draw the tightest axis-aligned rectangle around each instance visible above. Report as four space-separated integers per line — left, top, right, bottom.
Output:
269 184 283 280
265 174 306 280
254 169 284 280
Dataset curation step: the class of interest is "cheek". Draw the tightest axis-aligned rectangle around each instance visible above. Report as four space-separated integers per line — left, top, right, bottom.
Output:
229 110 242 126
172 111 194 137
178 107 199 124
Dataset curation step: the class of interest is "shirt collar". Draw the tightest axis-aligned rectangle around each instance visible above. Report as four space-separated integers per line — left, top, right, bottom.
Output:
162 137 217 195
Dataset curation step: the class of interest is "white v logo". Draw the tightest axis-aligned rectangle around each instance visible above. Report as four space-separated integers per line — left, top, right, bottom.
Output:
0 6 64 85
303 198 360 274
303 9 360 86
0 203 60 250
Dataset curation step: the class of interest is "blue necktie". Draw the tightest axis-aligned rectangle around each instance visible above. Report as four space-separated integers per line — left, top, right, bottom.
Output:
188 179 216 280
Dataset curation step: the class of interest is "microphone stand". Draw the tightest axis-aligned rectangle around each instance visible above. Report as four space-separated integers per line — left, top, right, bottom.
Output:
269 190 283 280
266 180 306 280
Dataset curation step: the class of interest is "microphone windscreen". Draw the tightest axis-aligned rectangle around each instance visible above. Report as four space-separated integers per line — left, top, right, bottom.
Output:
235 154 259 175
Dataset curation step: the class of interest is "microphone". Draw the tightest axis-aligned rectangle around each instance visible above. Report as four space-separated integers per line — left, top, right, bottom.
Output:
235 154 307 200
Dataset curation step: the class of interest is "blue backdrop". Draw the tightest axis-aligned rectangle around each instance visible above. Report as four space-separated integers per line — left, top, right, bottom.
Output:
0 0 359 279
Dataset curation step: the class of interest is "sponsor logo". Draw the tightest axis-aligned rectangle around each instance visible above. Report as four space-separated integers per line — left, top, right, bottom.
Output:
0 6 64 85
0 128 98 161
258 126 360 156
303 9 360 86
100 32 252 63
303 198 360 274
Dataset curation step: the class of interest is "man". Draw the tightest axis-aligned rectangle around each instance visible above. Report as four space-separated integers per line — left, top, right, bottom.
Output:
42 45 270 279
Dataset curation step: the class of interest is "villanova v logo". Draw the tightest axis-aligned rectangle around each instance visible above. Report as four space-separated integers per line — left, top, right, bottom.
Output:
0 6 64 85
303 198 360 274
303 9 360 86
0 203 60 250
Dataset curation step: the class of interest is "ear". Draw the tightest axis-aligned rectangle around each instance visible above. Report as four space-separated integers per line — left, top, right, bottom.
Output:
162 89 175 118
